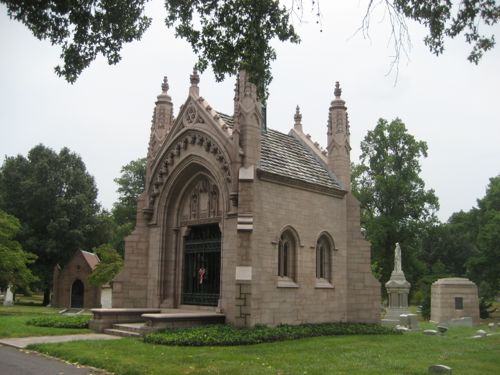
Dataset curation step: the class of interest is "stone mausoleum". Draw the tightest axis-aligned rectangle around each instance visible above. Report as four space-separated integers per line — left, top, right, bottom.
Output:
431 277 480 325
111 71 380 327
52 250 101 309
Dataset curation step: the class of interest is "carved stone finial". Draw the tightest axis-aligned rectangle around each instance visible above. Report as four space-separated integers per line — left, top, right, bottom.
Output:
294 105 302 131
234 74 240 102
334 81 342 98
161 76 169 93
190 68 200 87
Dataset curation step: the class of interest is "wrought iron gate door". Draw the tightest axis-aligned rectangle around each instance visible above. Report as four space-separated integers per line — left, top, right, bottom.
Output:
182 224 221 306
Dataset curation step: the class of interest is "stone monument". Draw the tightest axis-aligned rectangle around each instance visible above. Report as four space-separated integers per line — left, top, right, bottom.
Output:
431 277 479 326
383 243 411 323
3 283 14 306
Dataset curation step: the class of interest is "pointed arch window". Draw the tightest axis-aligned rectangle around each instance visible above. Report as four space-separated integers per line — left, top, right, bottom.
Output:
316 234 334 287
277 230 298 287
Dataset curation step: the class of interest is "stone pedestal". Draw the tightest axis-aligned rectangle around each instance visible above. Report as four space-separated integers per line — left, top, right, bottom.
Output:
384 270 411 321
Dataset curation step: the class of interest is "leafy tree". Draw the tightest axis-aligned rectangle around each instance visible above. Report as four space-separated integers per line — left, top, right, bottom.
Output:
3 1 498 95
111 157 146 255
418 214 477 278
0 144 106 304
0 209 38 291
112 158 146 226
88 244 123 287
467 175 500 299
0 0 151 83
352 118 439 285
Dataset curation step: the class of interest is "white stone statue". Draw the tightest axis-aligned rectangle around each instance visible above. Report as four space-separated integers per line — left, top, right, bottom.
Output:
394 243 402 273
3 283 14 306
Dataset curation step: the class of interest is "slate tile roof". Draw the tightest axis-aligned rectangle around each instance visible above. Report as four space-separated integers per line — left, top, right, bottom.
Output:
216 112 341 191
80 250 100 270
260 129 341 190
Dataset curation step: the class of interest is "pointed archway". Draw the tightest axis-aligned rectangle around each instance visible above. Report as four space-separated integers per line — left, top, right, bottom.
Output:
71 279 84 308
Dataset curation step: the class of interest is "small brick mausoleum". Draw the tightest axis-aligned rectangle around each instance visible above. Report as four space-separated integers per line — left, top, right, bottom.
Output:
52 250 101 309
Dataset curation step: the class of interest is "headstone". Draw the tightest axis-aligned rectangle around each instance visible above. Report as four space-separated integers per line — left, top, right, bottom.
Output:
384 243 411 322
396 325 409 332
424 329 439 336
398 313 420 331
476 329 487 337
381 318 400 326
100 284 113 308
2 284 14 306
428 364 452 374
437 325 448 334
407 314 420 331
447 317 473 327
488 322 497 331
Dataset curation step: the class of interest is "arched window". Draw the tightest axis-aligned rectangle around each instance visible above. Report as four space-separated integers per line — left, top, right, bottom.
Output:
278 230 296 280
316 235 332 282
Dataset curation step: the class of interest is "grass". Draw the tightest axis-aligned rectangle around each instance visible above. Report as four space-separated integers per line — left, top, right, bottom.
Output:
29 324 500 375
0 304 92 338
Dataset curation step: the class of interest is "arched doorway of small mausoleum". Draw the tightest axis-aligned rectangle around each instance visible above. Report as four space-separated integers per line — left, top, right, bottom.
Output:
71 279 84 308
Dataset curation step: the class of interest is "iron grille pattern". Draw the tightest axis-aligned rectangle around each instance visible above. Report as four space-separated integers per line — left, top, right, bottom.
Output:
182 225 221 306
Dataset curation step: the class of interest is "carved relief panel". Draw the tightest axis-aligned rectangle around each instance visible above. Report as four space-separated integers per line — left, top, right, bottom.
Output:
181 176 220 225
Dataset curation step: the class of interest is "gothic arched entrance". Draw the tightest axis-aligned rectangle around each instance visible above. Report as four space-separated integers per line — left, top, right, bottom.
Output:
182 224 221 306
71 279 84 308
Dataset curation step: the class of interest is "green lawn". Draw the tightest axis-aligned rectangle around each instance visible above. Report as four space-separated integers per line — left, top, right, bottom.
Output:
0 305 92 337
2 304 498 374
29 326 500 375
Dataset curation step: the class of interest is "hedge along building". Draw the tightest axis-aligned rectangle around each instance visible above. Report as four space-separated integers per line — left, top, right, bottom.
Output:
111 71 380 326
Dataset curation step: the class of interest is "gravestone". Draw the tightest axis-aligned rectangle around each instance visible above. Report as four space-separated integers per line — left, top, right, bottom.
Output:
3 284 14 306
424 329 439 336
100 284 112 308
383 243 411 324
428 364 452 374
437 325 448 334
399 313 420 331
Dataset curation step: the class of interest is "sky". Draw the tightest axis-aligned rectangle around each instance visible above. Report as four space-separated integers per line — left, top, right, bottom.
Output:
0 1 499 222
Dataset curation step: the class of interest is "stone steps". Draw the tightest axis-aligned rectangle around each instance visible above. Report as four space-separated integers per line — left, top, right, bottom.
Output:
104 328 142 338
92 308 226 336
104 323 146 337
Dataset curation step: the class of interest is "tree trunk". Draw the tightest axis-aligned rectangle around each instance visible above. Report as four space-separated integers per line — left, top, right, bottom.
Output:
43 288 51 306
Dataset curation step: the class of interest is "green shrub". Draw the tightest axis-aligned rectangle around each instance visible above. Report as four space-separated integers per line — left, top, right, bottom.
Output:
26 315 91 329
144 322 400 347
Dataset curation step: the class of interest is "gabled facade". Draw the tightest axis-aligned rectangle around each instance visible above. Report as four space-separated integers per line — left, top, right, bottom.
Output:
52 250 101 309
112 71 380 326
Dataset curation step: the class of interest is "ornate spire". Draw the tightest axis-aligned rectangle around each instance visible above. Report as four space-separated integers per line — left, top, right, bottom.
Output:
189 68 200 96
161 76 169 93
327 80 350 191
294 105 303 132
190 68 200 86
334 81 342 99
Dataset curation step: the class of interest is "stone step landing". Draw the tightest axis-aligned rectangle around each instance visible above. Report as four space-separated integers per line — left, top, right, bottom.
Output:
92 308 226 336
142 311 226 331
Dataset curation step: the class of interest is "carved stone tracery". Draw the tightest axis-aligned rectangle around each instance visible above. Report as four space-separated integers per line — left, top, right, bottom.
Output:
145 131 231 217
184 177 220 223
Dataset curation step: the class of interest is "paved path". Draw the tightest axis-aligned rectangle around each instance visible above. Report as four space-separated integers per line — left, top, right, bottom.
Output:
0 333 121 348
0 345 107 375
